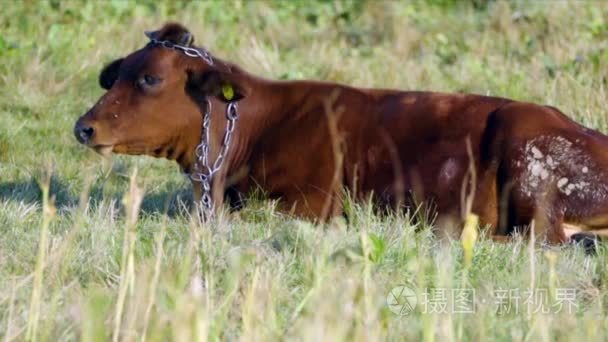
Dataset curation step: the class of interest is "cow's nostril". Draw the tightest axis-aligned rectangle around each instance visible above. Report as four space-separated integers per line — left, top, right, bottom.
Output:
82 127 94 139
74 123 95 144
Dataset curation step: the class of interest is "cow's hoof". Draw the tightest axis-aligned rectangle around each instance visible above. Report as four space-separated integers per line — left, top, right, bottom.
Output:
570 233 601 255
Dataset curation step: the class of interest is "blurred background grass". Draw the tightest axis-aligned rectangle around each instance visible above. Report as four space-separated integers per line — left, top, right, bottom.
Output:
1 0 608 340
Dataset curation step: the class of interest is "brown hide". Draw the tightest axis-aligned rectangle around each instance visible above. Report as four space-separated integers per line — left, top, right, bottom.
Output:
75 23 608 244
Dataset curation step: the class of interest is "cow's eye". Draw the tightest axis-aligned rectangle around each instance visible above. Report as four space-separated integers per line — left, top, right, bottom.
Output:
138 74 161 89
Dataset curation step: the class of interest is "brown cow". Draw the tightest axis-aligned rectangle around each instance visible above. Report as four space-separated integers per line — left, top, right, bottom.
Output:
75 23 608 246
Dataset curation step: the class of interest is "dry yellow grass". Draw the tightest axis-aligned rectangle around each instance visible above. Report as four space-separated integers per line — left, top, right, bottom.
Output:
1 1 608 340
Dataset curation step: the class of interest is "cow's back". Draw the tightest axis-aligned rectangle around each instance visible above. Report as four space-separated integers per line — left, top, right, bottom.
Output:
350 91 511 213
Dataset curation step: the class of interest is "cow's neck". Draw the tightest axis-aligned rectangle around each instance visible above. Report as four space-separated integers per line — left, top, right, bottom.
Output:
177 66 348 188
174 69 288 175
219 74 298 175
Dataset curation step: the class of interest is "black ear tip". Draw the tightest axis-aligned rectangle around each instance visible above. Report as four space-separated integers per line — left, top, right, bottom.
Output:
99 58 124 90
99 78 113 90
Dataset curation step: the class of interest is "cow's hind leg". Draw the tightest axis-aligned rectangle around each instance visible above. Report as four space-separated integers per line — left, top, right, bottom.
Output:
489 102 608 247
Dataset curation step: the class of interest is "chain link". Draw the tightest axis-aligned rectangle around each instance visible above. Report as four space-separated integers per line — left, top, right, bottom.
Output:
148 38 238 220
190 101 239 217
149 38 214 65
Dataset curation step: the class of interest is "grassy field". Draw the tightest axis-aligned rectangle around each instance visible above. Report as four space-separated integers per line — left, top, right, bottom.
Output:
1 0 608 340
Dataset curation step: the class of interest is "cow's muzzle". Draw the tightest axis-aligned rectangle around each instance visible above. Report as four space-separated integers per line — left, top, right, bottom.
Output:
74 119 95 144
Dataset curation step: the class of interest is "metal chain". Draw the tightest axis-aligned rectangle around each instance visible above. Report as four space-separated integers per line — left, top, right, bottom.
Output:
148 38 238 219
149 38 214 65
190 101 239 216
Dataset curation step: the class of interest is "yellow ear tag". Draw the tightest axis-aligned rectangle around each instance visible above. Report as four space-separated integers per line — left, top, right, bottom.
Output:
222 84 234 101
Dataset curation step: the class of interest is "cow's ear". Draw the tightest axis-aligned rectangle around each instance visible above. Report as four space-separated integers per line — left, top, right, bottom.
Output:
186 69 247 103
145 23 194 46
99 58 124 90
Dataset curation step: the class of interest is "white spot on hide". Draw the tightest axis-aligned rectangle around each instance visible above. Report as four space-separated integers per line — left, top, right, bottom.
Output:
531 147 543 159
519 135 606 204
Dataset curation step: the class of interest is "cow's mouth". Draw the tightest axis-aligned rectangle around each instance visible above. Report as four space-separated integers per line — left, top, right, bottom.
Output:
92 144 114 156
91 144 145 157
110 144 165 157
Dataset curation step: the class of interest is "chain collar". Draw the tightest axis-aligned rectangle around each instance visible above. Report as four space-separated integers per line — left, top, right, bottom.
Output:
189 100 239 216
148 38 238 220
148 38 214 65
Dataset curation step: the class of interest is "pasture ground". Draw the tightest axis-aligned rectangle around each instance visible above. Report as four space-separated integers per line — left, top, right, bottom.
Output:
1 1 608 340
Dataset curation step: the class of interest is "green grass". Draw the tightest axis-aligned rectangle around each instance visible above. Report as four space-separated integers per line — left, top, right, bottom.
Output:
1 0 608 340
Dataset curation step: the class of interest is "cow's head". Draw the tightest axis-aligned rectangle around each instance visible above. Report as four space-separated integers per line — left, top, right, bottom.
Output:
74 23 247 168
